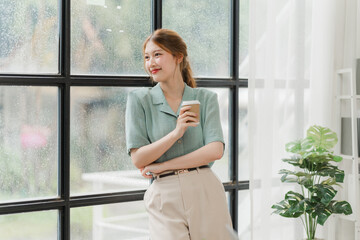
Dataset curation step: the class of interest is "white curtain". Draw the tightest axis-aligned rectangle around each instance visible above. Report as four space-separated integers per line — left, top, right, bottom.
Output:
248 0 359 239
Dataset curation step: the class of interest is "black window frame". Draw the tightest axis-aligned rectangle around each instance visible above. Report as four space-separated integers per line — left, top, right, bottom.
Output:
0 0 249 239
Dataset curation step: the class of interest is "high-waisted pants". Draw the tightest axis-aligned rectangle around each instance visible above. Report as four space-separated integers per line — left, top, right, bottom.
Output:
144 167 233 240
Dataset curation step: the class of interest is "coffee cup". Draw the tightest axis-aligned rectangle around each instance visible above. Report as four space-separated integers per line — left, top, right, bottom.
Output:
181 100 200 124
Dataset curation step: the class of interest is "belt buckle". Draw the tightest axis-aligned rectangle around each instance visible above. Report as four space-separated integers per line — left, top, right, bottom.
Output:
177 169 189 174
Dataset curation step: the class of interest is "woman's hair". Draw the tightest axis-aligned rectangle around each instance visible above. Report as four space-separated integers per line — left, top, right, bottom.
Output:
143 29 196 88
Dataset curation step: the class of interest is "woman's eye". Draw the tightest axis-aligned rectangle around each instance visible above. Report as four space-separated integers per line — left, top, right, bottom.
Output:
144 56 150 60
155 53 161 57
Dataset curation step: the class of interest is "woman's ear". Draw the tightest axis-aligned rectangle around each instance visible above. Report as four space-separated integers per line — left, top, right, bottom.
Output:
177 55 184 64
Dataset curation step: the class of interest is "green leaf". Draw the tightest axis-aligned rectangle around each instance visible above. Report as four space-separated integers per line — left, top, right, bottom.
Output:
285 191 305 202
321 177 337 185
285 140 302 153
298 177 313 189
307 125 338 150
300 198 316 214
282 157 302 167
316 207 332 225
304 152 335 164
333 155 343 162
272 191 306 218
330 201 353 215
313 184 337 205
317 165 344 183
315 200 353 225
279 169 298 183
300 137 315 152
281 175 298 183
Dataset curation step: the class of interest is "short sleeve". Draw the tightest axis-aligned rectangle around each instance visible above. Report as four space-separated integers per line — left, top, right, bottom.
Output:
125 91 150 156
202 92 225 147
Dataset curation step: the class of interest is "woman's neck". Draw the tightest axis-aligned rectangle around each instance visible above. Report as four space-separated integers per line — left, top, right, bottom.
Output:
160 79 185 100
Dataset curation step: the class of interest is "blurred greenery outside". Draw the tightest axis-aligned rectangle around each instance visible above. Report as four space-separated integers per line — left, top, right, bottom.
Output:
0 210 58 240
0 0 249 239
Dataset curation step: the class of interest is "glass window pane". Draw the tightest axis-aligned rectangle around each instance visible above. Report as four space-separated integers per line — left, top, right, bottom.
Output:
0 210 58 240
70 87 147 196
239 0 249 78
238 190 251 240
340 100 352 156
0 1 59 74
204 88 230 182
340 99 360 157
163 0 230 77
71 0 151 75
71 201 148 239
0 86 58 203
238 88 249 181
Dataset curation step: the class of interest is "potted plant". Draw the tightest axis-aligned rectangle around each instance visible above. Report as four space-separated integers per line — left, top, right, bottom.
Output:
271 125 353 240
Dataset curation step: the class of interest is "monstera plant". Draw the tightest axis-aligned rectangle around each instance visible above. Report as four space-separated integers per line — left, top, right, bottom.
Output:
271 125 353 240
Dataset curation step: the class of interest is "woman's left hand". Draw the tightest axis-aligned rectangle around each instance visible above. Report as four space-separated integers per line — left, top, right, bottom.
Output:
140 163 165 179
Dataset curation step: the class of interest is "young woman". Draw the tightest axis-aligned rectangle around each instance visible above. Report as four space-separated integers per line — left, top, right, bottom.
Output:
125 29 233 240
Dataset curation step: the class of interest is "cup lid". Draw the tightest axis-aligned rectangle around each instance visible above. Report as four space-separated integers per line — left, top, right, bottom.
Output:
181 100 200 106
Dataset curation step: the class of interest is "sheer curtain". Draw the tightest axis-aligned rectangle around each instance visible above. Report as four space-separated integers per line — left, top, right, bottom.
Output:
248 0 358 239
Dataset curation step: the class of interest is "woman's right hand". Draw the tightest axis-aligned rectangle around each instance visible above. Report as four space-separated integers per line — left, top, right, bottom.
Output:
173 105 198 139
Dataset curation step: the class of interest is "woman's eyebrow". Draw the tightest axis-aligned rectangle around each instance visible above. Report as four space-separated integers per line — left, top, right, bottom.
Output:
145 49 164 55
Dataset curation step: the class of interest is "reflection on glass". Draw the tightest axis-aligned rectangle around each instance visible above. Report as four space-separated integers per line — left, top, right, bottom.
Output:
71 0 151 75
238 190 251 240
0 210 58 240
0 87 58 203
71 201 148 240
205 88 230 182
70 87 148 196
239 0 249 78
238 88 249 181
0 1 59 73
163 0 230 77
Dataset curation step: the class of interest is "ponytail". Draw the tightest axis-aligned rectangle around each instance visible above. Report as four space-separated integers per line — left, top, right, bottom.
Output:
180 56 196 88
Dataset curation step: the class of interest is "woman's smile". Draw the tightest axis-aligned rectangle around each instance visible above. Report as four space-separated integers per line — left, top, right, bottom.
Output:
151 69 160 74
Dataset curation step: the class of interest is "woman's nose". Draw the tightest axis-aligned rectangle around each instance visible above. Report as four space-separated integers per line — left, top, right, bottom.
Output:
149 57 156 66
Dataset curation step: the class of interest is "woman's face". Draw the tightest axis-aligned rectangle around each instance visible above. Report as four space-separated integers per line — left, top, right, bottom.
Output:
144 41 179 83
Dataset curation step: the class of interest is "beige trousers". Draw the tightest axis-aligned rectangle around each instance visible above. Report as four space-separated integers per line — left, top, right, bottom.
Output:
144 167 233 240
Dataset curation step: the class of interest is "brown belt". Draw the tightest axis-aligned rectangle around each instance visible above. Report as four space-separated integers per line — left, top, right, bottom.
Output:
156 165 209 179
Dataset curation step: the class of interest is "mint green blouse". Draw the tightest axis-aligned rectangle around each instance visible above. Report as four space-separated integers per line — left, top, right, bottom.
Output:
125 83 224 165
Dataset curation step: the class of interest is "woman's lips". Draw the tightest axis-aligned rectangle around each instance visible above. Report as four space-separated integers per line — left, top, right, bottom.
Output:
151 69 160 74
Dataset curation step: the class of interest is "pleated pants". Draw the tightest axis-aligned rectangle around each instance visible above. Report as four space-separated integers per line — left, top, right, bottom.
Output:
144 167 233 240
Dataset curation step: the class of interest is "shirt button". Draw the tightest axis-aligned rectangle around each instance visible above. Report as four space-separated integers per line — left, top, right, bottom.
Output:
177 139 182 144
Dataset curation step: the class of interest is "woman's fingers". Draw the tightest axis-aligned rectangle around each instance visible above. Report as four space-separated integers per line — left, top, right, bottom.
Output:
184 116 198 124
141 168 153 179
174 107 199 139
178 115 198 123
178 111 197 121
179 105 192 115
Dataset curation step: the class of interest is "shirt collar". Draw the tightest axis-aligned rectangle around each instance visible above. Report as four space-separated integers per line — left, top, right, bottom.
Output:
150 83 195 116
150 82 195 105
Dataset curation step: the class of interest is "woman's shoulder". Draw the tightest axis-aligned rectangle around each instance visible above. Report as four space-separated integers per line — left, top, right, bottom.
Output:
193 87 218 101
128 87 152 101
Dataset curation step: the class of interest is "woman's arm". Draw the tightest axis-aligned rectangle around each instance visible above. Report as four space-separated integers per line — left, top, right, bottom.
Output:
140 141 223 177
130 105 198 169
130 130 178 169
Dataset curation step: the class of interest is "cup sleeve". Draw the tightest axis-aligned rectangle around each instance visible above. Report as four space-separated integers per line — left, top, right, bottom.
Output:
125 91 151 156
